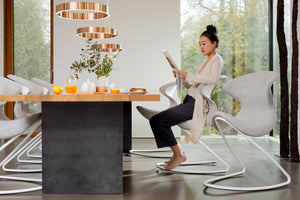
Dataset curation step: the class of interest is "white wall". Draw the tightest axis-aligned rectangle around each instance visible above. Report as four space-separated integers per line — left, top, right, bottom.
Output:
54 0 181 137
0 0 3 77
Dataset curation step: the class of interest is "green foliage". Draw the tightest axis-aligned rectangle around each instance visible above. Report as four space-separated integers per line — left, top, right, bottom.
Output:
70 39 119 79
203 124 219 135
14 0 50 81
181 0 269 135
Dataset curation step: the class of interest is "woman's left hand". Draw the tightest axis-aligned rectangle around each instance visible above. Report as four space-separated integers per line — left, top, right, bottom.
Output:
178 70 188 79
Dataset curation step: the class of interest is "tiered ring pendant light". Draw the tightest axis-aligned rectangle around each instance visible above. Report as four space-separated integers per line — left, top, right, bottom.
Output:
56 2 109 20
56 0 123 52
76 27 118 39
92 44 123 52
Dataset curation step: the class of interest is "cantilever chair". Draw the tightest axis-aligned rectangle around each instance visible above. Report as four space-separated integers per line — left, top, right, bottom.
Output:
3 75 44 172
0 77 42 194
14 77 53 162
15 78 54 161
203 71 291 191
136 79 229 174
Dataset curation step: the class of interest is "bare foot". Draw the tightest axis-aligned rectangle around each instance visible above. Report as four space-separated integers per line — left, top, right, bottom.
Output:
163 154 186 170
164 155 175 164
165 148 185 164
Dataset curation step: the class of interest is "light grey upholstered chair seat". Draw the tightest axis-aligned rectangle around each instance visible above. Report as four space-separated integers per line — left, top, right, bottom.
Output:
136 79 229 174
213 110 274 137
204 71 291 191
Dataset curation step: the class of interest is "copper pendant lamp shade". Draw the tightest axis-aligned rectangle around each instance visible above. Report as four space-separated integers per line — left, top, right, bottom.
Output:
92 44 123 52
56 2 109 20
76 27 118 39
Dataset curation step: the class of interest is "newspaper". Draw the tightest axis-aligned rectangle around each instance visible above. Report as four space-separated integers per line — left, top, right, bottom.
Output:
162 50 182 98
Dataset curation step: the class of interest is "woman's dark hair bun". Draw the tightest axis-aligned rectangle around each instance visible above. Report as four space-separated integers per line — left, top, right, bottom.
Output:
206 25 217 34
201 24 219 48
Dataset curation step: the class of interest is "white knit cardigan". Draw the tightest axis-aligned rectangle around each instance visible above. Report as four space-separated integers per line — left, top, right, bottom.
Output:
183 54 223 144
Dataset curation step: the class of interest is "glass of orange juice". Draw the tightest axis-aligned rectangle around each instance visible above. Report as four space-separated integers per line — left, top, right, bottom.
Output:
65 85 78 94
65 70 78 94
110 89 120 94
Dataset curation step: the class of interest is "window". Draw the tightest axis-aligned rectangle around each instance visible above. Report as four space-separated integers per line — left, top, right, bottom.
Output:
14 0 51 82
3 0 52 117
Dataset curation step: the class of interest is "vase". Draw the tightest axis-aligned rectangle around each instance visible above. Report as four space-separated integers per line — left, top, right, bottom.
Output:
96 76 109 93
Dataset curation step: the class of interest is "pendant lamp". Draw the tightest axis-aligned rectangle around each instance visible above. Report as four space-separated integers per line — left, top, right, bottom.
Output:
92 44 123 52
56 1 109 20
76 27 118 39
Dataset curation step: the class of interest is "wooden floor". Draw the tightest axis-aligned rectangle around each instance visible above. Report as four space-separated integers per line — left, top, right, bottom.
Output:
0 136 299 200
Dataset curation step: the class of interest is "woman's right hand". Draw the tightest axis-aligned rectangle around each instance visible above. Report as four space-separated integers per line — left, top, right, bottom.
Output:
173 70 177 78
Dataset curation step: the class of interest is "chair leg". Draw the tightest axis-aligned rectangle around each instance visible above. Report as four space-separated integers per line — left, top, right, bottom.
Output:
17 134 42 163
2 136 42 173
156 139 230 174
1 120 42 173
0 120 42 193
0 178 42 194
26 138 42 158
129 148 172 158
0 130 36 167
203 117 291 191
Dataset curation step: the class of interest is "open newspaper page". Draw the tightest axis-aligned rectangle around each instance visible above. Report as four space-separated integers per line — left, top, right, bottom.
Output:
162 50 182 98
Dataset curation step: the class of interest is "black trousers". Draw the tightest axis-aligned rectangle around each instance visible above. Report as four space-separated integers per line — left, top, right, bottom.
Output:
149 95 195 148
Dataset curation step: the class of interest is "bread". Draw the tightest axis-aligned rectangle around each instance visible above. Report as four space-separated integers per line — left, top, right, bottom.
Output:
130 88 146 92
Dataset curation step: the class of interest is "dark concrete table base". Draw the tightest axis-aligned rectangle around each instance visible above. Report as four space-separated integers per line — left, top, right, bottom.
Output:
42 102 132 194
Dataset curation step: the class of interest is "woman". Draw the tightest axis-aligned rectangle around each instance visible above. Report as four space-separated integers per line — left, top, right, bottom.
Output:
149 25 223 170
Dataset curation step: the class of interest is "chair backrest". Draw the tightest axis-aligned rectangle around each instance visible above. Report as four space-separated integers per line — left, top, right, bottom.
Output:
222 71 279 136
7 75 47 95
0 77 23 95
159 81 178 108
0 77 24 120
31 78 54 94
7 75 46 116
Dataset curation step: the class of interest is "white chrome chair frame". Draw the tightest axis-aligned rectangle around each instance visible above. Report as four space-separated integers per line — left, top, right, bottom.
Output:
1 120 42 173
6 75 43 166
0 77 42 194
203 117 291 191
25 138 42 159
17 134 42 164
156 139 229 174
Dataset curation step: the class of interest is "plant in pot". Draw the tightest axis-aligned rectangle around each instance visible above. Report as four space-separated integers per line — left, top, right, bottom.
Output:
70 39 120 92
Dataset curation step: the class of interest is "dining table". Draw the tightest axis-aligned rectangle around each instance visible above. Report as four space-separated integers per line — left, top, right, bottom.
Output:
0 92 160 194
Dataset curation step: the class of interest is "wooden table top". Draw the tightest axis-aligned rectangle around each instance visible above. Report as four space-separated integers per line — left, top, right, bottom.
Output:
0 93 160 102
